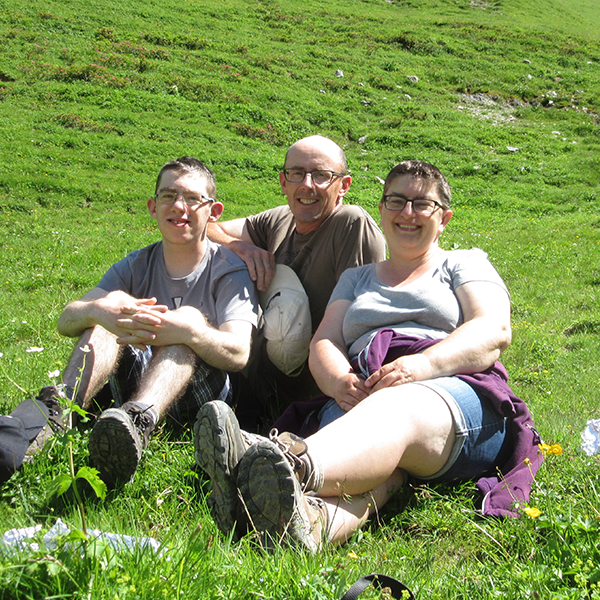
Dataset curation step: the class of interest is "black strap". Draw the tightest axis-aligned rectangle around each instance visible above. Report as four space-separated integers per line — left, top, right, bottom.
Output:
341 574 414 600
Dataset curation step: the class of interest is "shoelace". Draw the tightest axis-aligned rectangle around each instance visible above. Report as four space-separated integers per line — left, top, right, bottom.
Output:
125 406 155 435
268 429 305 474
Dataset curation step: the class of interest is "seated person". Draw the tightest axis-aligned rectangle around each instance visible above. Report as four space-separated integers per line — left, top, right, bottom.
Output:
195 160 542 550
20 157 258 487
207 135 385 427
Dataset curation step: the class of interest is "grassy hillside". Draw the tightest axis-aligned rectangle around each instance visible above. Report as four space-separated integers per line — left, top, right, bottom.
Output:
0 0 600 598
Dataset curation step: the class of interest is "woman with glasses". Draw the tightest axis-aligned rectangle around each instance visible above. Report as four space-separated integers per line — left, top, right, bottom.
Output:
196 161 541 551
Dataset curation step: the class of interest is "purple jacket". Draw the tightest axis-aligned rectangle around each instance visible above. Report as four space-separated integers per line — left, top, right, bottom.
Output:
353 329 543 518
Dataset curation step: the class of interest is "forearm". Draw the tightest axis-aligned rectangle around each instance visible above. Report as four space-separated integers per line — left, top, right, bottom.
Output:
423 317 511 377
57 299 103 338
207 222 239 246
309 338 354 397
186 326 250 371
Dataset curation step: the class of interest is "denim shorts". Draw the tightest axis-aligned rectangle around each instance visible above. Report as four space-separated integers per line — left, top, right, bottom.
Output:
318 376 511 483
413 377 511 483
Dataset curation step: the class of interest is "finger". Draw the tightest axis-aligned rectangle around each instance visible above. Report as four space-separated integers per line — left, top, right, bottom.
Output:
253 262 265 291
135 297 158 306
130 313 162 326
261 259 277 291
243 256 258 283
370 374 405 394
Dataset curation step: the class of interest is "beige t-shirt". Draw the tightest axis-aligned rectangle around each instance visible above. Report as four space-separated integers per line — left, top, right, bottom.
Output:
246 204 386 331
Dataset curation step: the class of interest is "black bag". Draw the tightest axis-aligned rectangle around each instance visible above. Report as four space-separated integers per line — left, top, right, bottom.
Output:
341 574 414 600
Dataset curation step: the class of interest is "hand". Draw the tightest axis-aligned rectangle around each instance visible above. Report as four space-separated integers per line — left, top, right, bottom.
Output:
119 297 168 316
229 240 276 292
332 373 370 412
364 354 434 393
115 305 206 349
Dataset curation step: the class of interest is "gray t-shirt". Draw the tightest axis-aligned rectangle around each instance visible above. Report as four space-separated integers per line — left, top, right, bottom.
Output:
97 240 259 329
329 248 508 358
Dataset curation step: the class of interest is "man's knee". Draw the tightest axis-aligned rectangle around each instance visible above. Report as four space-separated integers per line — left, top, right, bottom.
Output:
259 265 312 376
151 344 198 367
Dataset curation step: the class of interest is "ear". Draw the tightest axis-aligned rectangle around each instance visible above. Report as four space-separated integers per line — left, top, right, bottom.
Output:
279 171 288 194
337 174 352 199
147 197 157 219
209 201 224 222
440 209 453 231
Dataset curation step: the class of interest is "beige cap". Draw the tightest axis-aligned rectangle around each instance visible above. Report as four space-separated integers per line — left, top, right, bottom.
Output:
259 265 312 376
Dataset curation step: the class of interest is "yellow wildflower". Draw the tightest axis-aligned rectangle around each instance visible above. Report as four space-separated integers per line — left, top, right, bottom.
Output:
548 444 563 455
523 507 542 518
347 551 359 559
524 457 531 465
538 443 563 456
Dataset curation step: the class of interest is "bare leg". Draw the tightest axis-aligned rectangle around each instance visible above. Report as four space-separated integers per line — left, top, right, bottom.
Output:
324 469 405 546
62 326 122 409
306 383 456 496
130 344 197 421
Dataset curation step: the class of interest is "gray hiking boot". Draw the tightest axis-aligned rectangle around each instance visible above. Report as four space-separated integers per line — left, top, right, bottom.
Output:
88 401 156 485
193 401 262 537
236 439 328 553
25 386 67 459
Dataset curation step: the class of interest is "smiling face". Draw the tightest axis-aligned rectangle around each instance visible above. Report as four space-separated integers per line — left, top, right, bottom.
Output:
378 174 453 260
279 136 351 235
148 169 223 251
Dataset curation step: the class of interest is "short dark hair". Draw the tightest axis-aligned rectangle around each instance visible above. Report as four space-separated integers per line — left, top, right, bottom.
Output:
383 160 451 208
155 156 216 198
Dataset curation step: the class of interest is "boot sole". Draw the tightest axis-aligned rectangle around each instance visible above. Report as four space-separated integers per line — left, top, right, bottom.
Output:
89 409 142 485
194 402 246 535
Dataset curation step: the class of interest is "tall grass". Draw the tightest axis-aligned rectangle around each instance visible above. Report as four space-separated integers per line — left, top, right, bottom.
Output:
1 0 600 597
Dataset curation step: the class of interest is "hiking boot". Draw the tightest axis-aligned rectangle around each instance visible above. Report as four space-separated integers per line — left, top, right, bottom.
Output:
266 429 323 494
24 386 67 459
236 439 328 552
193 401 263 537
88 401 156 485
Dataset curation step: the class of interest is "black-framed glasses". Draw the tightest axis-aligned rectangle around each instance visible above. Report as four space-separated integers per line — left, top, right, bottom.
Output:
155 191 215 207
382 194 443 216
283 168 345 185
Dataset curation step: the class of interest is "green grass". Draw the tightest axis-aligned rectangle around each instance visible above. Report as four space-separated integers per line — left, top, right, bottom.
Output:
1 0 600 597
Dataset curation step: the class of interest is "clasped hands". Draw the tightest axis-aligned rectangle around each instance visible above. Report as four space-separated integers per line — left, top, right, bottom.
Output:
333 353 435 412
111 296 204 351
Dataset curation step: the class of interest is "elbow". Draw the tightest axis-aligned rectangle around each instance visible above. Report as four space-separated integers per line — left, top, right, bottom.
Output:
499 323 512 352
228 346 251 372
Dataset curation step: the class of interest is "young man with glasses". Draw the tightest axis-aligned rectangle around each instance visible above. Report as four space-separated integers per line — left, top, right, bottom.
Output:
206 136 386 429
40 157 259 486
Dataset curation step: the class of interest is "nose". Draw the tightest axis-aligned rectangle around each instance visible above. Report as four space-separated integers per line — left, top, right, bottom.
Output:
399 199 416 216
299 171 316 188
172 193 187 209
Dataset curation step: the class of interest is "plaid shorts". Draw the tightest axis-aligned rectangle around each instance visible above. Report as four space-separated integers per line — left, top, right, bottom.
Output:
109 346 232 426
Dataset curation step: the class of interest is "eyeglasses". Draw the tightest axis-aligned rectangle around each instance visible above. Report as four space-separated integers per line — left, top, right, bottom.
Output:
382 194 443 216
155 191 215 207
283 169 345 185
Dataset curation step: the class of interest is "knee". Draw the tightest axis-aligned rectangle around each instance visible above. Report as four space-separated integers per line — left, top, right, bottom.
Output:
153 344 197 366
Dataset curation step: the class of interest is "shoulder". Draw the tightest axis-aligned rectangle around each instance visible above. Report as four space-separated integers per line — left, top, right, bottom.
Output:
246 205 292 226
441 248 491 268
207 240 250 273
337 262 376 285
329 204 378 226
113 242 162 268
440 248 507 289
